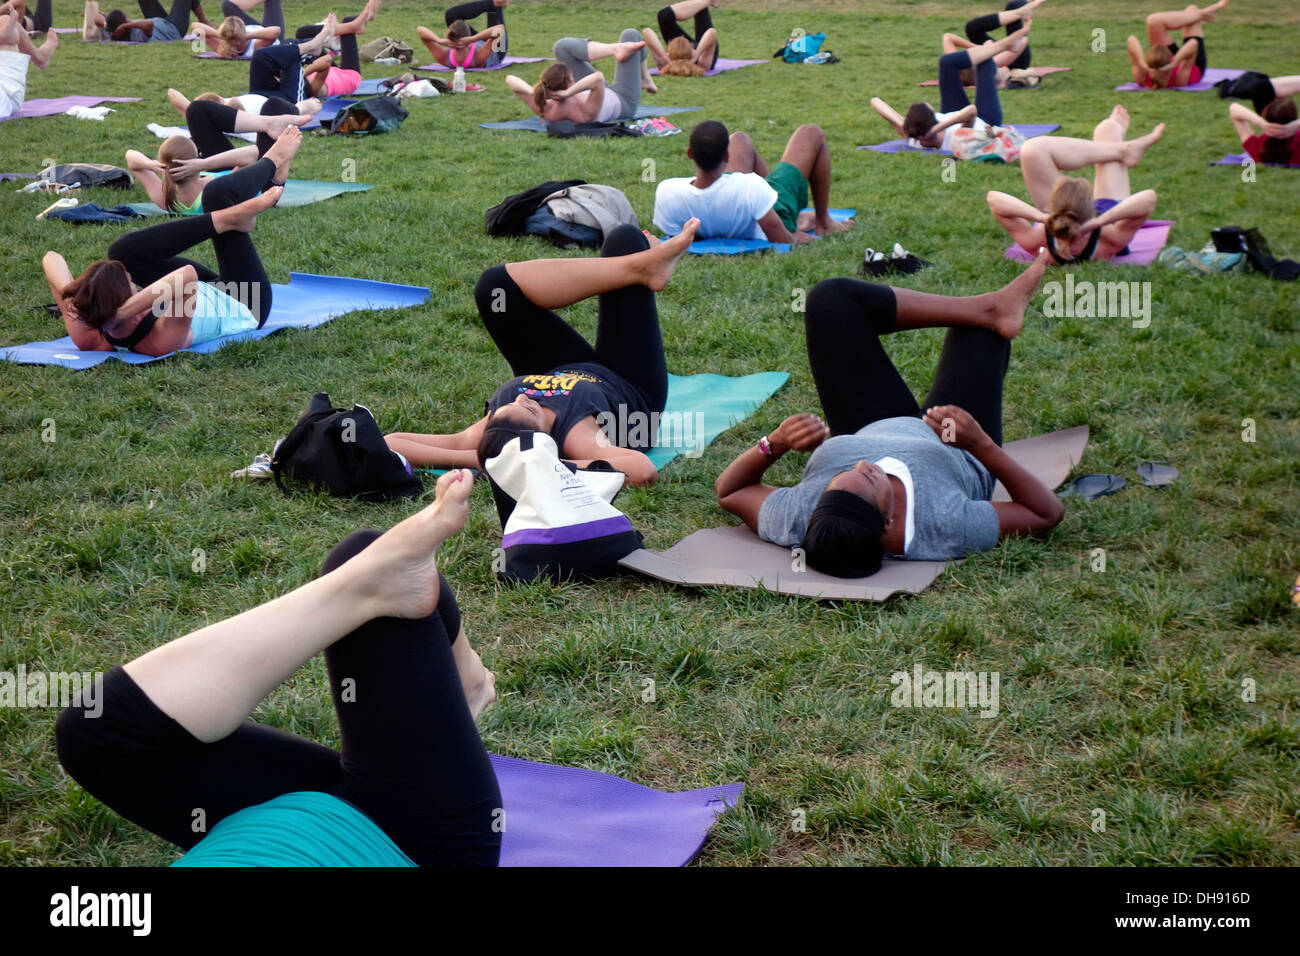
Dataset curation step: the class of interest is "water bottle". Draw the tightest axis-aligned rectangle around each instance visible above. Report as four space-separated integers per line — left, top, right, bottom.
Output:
453 66 466 93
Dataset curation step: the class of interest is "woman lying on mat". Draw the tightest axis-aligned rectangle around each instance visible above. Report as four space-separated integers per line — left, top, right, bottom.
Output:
295 0 380 100
56 471 502 867
416 0 508 70
1228 78 1300 165
940 0 1044 88
642 0 720 80
385 219 702 486
97 0 210 42
193 13 280 59
166 86 321 118
715 250 1062 579
43 128 301 356
1125 1 1227 89
246 10 336 100
988 105 1164 264
505 31 652 126
870 23 1029 151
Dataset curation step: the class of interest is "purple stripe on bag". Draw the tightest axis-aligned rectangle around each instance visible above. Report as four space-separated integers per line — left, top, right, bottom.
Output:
502 516 635 549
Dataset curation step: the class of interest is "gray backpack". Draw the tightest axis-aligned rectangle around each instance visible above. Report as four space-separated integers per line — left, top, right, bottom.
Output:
542 185 639 240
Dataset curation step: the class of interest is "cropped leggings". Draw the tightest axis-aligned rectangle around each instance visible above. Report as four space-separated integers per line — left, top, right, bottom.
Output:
965 0 1031 71
105 158 277 324
55 531 502 867
938 48 1003 126
804 279 1009 445
552 29 645 119
186 97 299 161
473 224 668 422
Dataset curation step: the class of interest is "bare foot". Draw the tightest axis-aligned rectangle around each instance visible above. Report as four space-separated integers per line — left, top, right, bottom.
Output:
990 246 1050 339
1121 122 1165 167
215 186 283 233
814 215 854 236
1108 103 1129 133
641 218 699 290
35 26 56 67
167 87 189 116
264 125 303 182
642 27 668 68
454 640 497 721
1006 23 1031 46
264 110 312 139
614 39 645 62
1202 0 1227 23
641 58 658 94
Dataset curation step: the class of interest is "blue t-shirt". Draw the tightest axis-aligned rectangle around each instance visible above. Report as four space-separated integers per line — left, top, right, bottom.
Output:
757 416 1000 560
172 791 417 867
131 17 182 43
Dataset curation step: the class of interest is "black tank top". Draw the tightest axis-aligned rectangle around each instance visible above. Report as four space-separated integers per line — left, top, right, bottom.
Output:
100 311 158 350
1044 227 1101 265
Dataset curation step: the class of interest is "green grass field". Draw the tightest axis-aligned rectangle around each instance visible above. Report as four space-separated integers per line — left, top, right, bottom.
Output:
1 0 1297 866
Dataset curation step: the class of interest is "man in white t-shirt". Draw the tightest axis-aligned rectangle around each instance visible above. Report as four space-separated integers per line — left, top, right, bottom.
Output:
653 120 853 245
0 4 56 120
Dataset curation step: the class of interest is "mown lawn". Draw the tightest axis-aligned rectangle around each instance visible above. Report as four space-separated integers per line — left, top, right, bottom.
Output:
0 0 1296 866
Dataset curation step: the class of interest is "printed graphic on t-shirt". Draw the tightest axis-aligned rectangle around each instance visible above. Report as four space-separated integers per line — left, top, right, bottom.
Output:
514 370 602 398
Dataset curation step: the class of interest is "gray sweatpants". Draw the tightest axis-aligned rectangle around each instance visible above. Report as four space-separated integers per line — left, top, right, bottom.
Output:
552 29 644 119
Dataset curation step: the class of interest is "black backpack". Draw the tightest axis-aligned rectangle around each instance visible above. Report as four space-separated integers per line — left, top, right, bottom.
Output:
545 120 641 139
326 95 409 135
271 393 422 501
1214 70 1277 112
1211 226 1300 281
485 179 586 236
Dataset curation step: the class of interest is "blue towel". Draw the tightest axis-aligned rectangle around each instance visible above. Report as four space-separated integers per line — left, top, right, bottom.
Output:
46 203 147 224
2 273 429 369
646 371 790 468
481 106 701 131
672 209 856 256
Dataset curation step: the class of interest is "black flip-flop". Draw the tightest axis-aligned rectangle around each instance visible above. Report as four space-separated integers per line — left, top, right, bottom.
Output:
1059 473 1127 500
1137 461 1180 488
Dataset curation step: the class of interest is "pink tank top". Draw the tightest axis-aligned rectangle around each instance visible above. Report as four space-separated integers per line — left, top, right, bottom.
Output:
449 42 478 69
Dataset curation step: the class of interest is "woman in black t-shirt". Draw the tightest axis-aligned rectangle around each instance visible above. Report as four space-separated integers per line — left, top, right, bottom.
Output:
385 218 701 486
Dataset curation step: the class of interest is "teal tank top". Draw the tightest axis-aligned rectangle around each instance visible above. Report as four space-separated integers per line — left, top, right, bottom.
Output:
189 281 259 346
172 791 418 867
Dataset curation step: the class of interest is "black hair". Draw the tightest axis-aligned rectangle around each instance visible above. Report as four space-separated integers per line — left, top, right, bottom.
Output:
105 9 127 34
800 489 886 578
689 120 730 172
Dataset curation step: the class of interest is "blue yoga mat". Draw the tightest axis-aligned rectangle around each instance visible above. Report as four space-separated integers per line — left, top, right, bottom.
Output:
1 273 429 369
857 123 1060 156
645 371 790 468
493 754 741 867
123 179 372 216
481 105 701 131
678 208 856 255
1212 152 1300 168
303 97 356 129
353 77 394 96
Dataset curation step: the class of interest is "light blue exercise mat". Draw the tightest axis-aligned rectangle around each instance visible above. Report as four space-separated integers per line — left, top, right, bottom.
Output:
3 273 429 369
645 371 790 468
124 179 372 216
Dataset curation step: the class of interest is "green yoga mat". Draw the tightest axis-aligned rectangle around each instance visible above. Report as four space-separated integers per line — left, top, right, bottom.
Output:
124 179 372 216
415 371 789 476
646 371 789 468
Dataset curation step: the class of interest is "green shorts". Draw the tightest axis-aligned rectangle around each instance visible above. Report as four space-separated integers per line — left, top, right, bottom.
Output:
765 161 810 234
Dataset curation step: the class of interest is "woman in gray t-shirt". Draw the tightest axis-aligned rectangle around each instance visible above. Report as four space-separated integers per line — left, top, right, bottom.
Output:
716 251 1066 578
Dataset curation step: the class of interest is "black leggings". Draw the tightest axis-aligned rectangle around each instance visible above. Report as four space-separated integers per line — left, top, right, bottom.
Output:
657 3 718 69
965 0 1031 70
23 0 53 32
138 0 202 36
185 97 299 161
1170 35 1207 75
804 279 1009 445
445 0 507 55
220 0 284 32
473 224 669 416
938 48 1003 126
106 158 277 324
54 531 502 867
296 15 360 73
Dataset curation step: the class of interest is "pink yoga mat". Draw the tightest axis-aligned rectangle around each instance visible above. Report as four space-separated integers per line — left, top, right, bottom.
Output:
649 57 768 76
918 65 1071 87
1004 220 1175 266
1114 67 1243 92
2 95 141 122
417 55 546 72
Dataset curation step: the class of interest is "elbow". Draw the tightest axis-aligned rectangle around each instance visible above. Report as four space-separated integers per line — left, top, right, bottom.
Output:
1040 500 1065 533
628 461 658 486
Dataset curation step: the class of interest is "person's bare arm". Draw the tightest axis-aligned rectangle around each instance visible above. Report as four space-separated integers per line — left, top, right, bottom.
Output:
125 148 167 207
505 74 543 117
756 207 811 246
870 96 907 137
923 404 1063 538
933 104 977 132
716 413 827 531
563 418 658 485
1125 34 1153 84
113 19 151 39
44 252 112 351
1229 102 1262 143
1085 189 1157 257
556 70 606 122
987 190 1047 251
386 416 490 469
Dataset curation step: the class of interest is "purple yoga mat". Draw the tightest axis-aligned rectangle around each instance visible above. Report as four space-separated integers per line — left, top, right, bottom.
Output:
491 754 742 867
1 95 141 122
1213 152 1300 168
1004 220 1175 266
418 54 546 72
649 57 767 76
1114 66 1243 92
193 50 251 59
858 123 1060 156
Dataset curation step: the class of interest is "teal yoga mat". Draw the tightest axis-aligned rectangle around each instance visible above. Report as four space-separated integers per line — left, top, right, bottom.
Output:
645 371 789 468
124 179 371 216
3 273 428 368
